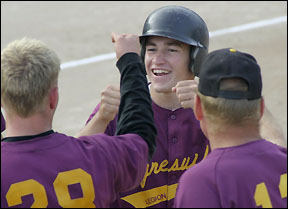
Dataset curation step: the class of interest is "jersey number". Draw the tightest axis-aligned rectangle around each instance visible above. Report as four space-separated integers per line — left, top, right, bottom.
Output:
254 173 287 208
5 168 96 208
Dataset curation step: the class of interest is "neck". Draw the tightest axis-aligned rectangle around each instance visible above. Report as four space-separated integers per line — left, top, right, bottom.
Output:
5 112 53 137
206 122 262 150
150 89 181 110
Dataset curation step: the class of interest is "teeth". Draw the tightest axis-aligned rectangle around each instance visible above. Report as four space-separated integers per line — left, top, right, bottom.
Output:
152 69 170 74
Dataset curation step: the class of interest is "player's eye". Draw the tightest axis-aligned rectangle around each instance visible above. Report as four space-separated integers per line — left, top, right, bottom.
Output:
168 48 178 52
146 48 156 52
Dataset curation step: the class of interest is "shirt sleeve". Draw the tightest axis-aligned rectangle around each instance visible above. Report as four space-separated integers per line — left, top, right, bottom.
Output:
115 52 157 161
78 133 149 194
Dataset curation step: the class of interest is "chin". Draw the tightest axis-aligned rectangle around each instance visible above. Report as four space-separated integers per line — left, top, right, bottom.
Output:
150 81 174 93
153 86 172 94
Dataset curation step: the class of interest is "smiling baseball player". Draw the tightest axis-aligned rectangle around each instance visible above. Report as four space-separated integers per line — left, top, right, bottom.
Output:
86 6 210 208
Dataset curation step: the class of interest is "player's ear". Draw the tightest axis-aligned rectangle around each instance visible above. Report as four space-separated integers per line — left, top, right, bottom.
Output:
49 86 59 110
194 95 203 121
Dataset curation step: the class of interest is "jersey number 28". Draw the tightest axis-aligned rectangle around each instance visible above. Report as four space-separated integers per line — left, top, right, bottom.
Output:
5 168 96 208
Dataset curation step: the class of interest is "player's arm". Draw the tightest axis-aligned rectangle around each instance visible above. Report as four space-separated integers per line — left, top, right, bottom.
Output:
76 110 112 137
260 106 287 148
76 85 120 137
112 32 157 160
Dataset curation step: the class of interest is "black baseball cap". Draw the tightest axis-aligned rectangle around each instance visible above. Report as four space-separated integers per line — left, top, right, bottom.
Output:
198 48 262 100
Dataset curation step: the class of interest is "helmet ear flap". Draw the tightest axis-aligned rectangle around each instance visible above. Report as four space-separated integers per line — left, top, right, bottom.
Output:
140 37 147 64
141 46 146 64
140 47 148 75
190 46 208 77
189 47 199 75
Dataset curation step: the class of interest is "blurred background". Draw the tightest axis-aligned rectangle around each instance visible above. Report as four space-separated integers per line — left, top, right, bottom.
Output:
1 1 287 139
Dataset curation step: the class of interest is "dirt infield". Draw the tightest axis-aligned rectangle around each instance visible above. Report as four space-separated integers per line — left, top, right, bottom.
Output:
1 1 287 139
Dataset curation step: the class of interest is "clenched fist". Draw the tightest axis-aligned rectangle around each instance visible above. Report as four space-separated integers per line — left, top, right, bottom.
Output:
111 32 141 59
98 84 120 123
172 77 199 109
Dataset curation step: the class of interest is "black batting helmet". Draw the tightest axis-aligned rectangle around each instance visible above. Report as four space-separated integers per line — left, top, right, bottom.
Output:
140 5 209 76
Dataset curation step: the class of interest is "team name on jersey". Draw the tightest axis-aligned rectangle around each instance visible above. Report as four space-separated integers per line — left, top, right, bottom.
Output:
120 145 210 207
141 144 209 188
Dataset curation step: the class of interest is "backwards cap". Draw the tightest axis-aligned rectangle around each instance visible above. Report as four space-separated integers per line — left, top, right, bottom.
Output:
199 48 262 100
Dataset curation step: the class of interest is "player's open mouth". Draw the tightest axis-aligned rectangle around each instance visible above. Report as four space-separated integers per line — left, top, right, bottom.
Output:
152 69 171 76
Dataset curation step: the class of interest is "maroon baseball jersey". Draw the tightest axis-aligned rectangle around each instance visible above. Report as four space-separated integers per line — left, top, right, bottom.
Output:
87 100 210 208
1 53 157 208
1 131 148 208
174 139 287 208
1 112 5 132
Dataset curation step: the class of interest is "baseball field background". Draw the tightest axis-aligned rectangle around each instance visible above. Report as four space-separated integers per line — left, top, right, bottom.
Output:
1 1 287 140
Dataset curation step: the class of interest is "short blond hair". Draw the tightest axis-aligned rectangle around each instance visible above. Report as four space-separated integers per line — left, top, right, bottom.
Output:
1 38 61 117
198 78 261 126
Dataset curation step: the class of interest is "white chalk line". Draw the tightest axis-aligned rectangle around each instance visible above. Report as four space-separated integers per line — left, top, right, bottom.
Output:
209 16 286 37
61 16 287 70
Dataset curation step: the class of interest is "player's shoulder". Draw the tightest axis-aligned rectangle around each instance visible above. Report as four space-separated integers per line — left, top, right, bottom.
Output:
213 140 287 174
181 152 220 181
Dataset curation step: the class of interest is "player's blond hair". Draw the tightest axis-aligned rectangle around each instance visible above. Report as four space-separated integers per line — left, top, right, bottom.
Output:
1 37 61 117
198 78 261 126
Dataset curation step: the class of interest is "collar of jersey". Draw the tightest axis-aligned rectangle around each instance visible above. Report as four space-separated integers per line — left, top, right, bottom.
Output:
2 130 54 142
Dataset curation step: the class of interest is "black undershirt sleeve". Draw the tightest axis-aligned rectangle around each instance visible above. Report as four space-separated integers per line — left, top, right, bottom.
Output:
115 52 157 161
